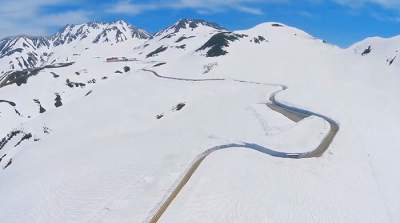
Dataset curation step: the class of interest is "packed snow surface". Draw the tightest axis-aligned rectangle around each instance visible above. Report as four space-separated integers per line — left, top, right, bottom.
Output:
0 19 399 223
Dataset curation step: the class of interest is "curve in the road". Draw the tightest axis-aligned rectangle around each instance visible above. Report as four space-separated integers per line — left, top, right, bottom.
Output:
141 69 339 223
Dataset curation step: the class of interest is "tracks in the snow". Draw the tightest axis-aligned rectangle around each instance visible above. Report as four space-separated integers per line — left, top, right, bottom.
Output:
142 69 339 223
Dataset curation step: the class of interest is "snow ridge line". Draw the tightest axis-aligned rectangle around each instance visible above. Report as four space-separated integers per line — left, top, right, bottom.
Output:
141 69 339 223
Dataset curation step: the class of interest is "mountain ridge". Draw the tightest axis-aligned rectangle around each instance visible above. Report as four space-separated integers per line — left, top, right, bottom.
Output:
1 18 398 74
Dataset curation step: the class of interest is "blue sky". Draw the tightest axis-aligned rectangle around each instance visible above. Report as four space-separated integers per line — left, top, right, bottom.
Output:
1 0 399 47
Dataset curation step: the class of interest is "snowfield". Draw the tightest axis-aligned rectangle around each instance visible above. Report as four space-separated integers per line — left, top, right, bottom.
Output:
0 19 399 223
0 69 329 223
159 148 391 223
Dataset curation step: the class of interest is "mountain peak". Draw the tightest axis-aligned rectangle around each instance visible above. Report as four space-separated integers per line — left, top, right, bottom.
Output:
0 35 50 59
155 18 225 37
111 19 129 26
174 19 225 30
51 20 151 46
240 22 314 41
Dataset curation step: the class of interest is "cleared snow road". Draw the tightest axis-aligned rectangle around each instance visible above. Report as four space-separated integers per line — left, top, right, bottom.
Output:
267 87 339 158
142 69 339 223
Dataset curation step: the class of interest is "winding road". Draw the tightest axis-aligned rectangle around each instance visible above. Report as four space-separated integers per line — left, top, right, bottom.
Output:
142 68 339 223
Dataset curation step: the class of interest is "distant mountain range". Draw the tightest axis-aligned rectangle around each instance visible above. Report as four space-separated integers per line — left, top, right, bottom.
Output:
0 20 150 72
1 18 398 74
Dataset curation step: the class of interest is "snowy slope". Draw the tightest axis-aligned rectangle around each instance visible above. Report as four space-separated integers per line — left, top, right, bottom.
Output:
0 19 400 223
156 23 400 222
349 35 400 68
1 67 330 223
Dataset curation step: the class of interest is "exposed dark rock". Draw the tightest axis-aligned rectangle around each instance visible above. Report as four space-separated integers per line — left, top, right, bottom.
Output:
361 46 372 56
0 100 16 107
388 56 397 66
85 90 93 96
196 32 247 57
43 126 51 134
14 109 21 116
253 36 267 44
147 46 168 58
176 35 195 43
271 23 284 27
123 66 130 72
0 130 22 151
0 154 6 163
203 62 218 74
175 103 186 111
1 48 23 58
50 72 60 78
66 79 86 88
115 70 123 74
3 159 12 169
156 114 164 119
33 99 46 113
160 33 176 40
66 79 74 88
54 94 62 107
0 130 32 151
14 133 32 147
176 44 186 49
153 62 166 67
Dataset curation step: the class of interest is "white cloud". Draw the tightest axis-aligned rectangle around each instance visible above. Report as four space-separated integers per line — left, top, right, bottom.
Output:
370 11 400 23
333 0 400 9
107 0 288 16
297 11 314 17
331 0 400 23
37 10 91 27
0 0 90 39
107 0 400 17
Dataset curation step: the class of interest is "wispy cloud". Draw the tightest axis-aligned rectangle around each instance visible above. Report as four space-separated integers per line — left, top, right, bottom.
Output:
0 0 90 39
331 0 400 24
333 0 400 9
106 0 284 16
297 10 314 18
370 11 400 23
107 0 400 17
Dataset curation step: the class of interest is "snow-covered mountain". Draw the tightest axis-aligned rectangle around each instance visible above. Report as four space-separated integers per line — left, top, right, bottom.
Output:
0 20 150 74
134 19 226 61
51 20 150 46
0 36 51 73
349 35 400 68
0 18 400 223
